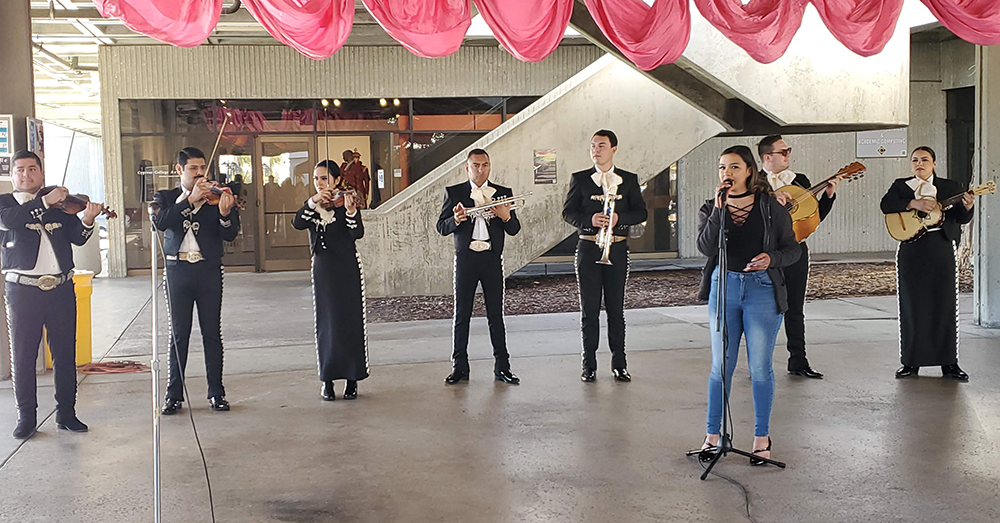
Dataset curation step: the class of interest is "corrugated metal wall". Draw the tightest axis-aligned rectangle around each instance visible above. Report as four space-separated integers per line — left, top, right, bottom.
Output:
99 44 604 276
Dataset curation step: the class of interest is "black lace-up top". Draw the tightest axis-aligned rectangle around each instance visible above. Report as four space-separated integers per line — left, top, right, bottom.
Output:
722 197 764 271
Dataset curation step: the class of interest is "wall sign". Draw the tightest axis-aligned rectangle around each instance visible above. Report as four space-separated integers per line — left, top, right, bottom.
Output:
857 128 907 158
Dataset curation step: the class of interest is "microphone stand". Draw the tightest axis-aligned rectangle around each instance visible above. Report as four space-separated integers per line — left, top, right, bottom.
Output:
147 204 162 522
687 185 785 479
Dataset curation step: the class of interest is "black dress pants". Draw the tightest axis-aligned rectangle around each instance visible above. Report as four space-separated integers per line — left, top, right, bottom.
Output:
783 241 810 371
575 240 629 371
165 260 225 400
6 279 78 420
451 250 510 374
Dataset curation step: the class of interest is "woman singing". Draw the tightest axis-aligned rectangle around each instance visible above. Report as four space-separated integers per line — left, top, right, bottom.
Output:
695 145 800 465
292 160 369 401
880 146 974 381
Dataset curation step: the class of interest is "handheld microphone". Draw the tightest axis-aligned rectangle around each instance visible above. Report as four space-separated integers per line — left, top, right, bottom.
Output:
718 180 733 197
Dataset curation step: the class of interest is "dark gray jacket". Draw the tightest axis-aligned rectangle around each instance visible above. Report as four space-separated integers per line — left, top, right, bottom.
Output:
696 192 801 313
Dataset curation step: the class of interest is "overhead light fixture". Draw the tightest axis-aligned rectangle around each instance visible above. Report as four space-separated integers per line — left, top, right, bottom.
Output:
333 99 341 107
379 98 388 107
219 99 227 105
321 99 329 108
393 98 401 107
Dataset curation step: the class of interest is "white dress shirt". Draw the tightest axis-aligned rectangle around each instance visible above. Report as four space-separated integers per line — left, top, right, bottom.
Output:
469 180 494 242
176 188 203 253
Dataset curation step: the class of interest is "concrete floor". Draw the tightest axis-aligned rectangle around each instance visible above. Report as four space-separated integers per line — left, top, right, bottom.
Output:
1 272 999 523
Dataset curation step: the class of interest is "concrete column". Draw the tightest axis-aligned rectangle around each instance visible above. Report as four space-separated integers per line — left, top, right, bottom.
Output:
974 45 1000 328
0 0 34 379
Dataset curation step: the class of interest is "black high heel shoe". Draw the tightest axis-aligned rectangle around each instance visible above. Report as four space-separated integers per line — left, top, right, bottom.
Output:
749 437 772 466
699 438 720 463
343 380 358 400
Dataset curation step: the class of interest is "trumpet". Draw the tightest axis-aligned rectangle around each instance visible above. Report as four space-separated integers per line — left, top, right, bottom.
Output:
595 189 617 265
465 192 532 220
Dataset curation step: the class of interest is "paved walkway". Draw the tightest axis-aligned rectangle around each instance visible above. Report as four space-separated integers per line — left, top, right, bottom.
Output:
0 272 998 522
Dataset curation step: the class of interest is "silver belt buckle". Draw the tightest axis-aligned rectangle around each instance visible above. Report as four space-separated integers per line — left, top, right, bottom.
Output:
185 252 203 263
37 275 59 291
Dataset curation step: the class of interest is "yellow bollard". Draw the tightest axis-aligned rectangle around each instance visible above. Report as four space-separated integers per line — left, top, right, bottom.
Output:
45 270 95 368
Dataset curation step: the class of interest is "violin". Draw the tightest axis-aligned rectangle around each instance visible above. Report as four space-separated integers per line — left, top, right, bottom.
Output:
38 185 118 219
321 180 358 211
202 181 247 211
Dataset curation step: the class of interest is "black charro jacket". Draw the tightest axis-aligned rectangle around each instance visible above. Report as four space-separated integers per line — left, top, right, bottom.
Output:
880 176 973 246
0 193 95 274
152 187 240 262
436 180 521 255
562 167 648 239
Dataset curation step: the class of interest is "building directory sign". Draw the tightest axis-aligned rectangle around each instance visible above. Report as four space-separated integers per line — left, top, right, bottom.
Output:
857 128 907 158
0 114 12 156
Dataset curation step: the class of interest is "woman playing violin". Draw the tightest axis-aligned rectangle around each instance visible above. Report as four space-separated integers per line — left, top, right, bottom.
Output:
293 160 368 401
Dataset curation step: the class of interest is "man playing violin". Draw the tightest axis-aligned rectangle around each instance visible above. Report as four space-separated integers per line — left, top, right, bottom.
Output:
758 135 839 380
1 150 101 439
152 147 240 415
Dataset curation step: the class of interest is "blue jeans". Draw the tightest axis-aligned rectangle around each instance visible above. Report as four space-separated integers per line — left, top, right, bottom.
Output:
706 267 784 437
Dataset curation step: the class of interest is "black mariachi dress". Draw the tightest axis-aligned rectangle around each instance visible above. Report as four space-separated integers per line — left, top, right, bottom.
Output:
880 176 974 367
292 201 368 382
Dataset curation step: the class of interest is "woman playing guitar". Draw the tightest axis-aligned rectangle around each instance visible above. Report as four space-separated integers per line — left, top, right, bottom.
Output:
880 146 974 381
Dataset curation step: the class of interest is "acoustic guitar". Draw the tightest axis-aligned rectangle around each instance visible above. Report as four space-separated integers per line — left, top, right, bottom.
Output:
776 162 866 242
884 181 996 242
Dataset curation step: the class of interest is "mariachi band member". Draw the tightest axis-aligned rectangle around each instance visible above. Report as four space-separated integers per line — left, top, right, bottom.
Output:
880 146 973 381
758 135 839 379
292 160 368 401
152 147 240 414
1 150 100 439
562 130 647 383
696 145 800 465
436 148 521 385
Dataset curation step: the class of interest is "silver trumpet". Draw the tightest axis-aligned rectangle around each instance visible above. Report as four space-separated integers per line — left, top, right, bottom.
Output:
465 192 532 220
595 189 618 265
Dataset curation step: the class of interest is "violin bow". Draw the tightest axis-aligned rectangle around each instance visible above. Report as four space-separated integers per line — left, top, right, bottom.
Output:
207 110 232 175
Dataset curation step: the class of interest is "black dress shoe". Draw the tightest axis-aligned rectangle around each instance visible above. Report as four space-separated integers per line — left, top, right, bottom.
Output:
12 417 36 439
55 414 89 433
895 365 918 379
494 369 520 384
788 367 824 379
322 380 336 401
750 437 773 466
942 364 969 381
162 398 183 415
445 370 469 384
343 380 358 400
612 368 631 382
581 369 596 382
209 396 230 411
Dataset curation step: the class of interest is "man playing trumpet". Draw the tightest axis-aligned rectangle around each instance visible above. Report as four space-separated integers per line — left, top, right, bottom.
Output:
563 130 647 383
436 149 522 385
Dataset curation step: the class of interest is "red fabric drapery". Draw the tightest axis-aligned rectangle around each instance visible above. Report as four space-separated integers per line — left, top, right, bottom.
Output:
242 0 355 60
692 0 807 64
361 0 471 58
93 0 221 47
583 0 690 71
920 0 1000 46
92 0 1000 65
473 0 573 63
811 0 905 57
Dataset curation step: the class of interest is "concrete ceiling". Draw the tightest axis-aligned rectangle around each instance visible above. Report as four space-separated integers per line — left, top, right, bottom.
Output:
29 0 589 137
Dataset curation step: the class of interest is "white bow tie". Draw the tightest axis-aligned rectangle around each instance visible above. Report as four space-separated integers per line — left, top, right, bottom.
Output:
591 169 621 193
906 176 937 199
471 184 495 207
766 170 797 190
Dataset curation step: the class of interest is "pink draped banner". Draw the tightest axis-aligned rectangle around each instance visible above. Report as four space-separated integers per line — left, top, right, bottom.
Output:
361 0 471 58
92 0 1000 65
474 0 573 63
693 0 807 64
93 0 221 47
584 0 690 70
811 0 904 57
242 0 355 60
920 0 1000 45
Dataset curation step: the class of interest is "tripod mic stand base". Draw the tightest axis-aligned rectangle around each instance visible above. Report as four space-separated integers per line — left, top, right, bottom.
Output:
686 435 786 480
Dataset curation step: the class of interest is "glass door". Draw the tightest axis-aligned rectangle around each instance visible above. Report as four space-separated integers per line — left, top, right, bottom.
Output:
255 136 315 271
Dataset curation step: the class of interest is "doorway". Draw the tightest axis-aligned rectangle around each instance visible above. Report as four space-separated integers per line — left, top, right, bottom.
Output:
255 135 315 271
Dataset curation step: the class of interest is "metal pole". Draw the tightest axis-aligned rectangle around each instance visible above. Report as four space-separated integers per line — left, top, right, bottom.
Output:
149 209 161 523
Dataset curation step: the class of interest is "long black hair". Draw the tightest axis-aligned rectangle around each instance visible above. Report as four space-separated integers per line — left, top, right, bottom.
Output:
720 145 769 193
